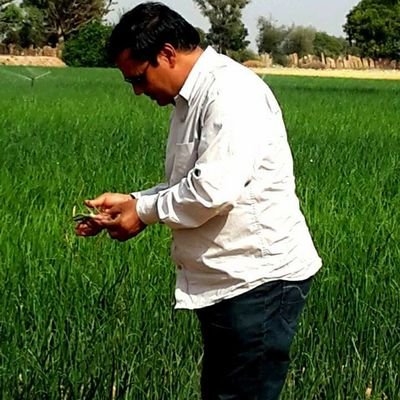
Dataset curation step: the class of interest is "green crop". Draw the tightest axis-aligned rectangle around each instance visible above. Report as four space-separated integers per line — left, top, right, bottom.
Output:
0 65 399 399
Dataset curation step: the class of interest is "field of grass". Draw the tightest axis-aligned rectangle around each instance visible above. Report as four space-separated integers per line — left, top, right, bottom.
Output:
0 66 399 399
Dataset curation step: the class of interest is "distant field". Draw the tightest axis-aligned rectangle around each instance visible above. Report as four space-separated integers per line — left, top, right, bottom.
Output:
0 66 399 399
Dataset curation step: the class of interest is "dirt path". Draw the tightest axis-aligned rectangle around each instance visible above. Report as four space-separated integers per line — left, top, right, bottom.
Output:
0 55 66 67
252 67 400 81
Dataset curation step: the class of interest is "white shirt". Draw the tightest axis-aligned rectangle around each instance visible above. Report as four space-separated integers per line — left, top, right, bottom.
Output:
132 47 322 310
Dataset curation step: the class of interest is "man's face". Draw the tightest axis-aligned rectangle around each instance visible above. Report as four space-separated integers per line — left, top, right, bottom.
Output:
116 48 176 106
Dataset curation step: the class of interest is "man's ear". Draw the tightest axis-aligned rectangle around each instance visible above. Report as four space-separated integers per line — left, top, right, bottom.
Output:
158 43 177 68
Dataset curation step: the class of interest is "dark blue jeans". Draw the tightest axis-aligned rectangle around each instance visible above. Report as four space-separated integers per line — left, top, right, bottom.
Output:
195 277 313 400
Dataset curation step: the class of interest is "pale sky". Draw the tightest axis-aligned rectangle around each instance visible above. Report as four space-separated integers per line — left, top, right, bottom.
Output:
109 0 360 50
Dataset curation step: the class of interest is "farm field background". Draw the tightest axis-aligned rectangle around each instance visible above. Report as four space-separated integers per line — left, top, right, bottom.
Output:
0 66 399 399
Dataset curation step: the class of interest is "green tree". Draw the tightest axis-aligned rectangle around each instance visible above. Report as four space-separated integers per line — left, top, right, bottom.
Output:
227 47 258 62
18 6 46 47
313 31 347 58
256 17 287 56
0 3 23 44
344 0 400 59
62 20 112 67
0 3 48 48
22 0 113 45
196 27 208 49
282 25 316 57
0 1 13 11
193 0 250 54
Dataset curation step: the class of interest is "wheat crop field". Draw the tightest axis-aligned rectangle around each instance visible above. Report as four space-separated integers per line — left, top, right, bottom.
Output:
0 66 399 399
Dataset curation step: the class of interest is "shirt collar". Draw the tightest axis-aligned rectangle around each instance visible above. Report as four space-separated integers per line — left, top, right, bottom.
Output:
178 46 219 106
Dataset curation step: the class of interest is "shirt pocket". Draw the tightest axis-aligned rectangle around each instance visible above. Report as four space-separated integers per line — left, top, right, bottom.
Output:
169 140 199 186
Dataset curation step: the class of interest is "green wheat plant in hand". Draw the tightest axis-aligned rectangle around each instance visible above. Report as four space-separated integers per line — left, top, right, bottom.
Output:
72 205 99 223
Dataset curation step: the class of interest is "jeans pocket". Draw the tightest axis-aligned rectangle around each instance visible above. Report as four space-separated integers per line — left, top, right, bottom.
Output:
279 277 313 329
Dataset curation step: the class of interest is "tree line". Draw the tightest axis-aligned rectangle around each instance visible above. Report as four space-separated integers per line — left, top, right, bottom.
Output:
0 0 399 67
0 0 112 47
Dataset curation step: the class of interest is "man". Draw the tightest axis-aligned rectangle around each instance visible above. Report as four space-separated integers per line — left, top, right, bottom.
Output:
75 2 322 399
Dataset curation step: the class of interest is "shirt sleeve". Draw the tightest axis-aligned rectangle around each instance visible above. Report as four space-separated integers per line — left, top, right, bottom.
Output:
131 183 169 200
136 87 272 228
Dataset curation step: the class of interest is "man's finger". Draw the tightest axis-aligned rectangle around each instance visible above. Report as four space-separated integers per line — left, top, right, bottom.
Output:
85 193 109 209
93 212 121 228
75 220 103 236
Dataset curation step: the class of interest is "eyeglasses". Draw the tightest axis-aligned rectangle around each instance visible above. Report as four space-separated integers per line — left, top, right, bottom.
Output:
124 62 150 86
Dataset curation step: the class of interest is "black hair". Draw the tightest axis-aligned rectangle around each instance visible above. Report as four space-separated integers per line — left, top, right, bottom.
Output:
108 2 200 64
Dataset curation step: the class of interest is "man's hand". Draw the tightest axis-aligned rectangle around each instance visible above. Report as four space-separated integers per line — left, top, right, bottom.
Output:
75 192 147 241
